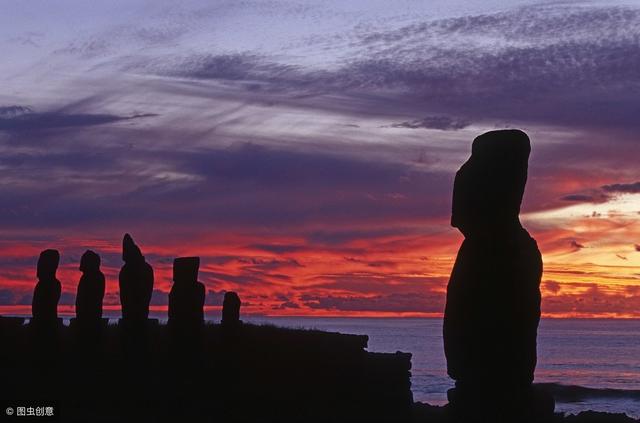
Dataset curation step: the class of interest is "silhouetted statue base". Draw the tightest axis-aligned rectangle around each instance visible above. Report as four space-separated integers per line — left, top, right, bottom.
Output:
118 318 159 362
117 318 159 328
70 317 109 336
27 317 63 367
168 319 205 359
0 316 25 327
70 317 109 328
447 384 555 422
28 317 64 329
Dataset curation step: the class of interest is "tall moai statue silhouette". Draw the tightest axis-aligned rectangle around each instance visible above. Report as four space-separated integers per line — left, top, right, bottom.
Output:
222 292 241 326
32 249 62 323
168 257 205 324
119 234 154 321
75 250 106 321
443 130 552 419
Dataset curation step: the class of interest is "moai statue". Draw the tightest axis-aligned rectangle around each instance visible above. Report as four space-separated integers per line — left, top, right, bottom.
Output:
169 257 205 324
119 234 154 321
221 292 241 326
443 130 553 421
75 250 105 321
32 249 62 323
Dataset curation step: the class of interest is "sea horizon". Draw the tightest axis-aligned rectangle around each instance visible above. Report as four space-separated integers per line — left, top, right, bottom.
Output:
3 306 640 321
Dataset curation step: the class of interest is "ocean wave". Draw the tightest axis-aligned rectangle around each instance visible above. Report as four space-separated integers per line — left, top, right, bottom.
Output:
536 383 640 402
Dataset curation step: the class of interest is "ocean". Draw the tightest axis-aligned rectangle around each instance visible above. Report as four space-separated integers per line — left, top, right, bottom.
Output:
239 317 640 418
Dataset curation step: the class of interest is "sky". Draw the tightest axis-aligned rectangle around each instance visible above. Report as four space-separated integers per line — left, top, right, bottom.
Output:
1 0 639 318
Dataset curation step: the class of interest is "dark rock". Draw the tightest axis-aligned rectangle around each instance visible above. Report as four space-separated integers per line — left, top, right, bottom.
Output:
119 234 154 321
443 130 549 421
411 402 448 422
563 411 639 423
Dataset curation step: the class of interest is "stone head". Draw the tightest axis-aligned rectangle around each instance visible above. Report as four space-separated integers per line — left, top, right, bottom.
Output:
122 233 143 263
37 249 60 279
173 257 200 284
79 250 101 273
451 129 531 237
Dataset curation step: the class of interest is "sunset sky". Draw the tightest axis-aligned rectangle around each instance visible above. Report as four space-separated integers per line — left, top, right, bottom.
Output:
1 0 639 318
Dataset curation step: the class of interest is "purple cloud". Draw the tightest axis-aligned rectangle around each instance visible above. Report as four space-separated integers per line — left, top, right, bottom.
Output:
602 182 640 194
0 105 156 132
389 116 470 131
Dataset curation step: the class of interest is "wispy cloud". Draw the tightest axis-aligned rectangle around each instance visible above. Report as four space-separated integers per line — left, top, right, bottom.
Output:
0 105 156 132
602 181 640 194
388 116 470 131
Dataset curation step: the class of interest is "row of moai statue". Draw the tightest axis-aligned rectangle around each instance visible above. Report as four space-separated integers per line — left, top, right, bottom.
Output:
30 233 242 327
